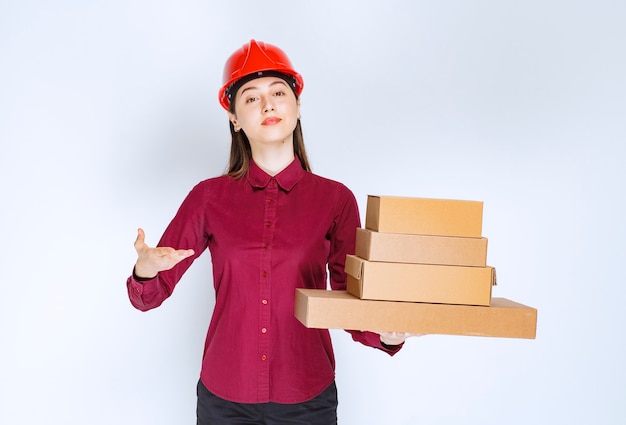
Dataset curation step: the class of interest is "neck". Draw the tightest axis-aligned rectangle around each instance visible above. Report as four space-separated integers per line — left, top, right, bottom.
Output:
250 140 295 176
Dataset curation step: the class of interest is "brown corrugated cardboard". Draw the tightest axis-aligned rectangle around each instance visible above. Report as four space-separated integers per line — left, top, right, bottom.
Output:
345 255 494 306
294 289 537 339
365 195 483 237
355 228 488 267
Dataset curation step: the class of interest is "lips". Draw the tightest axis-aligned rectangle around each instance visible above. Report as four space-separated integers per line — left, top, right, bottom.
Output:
262 117 282 126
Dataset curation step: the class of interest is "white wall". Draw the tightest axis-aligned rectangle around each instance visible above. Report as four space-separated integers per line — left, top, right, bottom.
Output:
1 1 624 423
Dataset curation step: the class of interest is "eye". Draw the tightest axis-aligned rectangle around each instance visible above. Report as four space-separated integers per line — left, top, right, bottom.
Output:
273 91 285 97
245 96 258 104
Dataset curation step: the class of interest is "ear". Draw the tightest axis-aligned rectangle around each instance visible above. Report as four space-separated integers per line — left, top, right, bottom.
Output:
296 98 301 119
228 112 239 130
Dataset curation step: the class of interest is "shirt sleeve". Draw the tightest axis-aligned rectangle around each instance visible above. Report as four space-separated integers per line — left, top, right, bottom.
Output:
328 185 403 356
126 183 210 312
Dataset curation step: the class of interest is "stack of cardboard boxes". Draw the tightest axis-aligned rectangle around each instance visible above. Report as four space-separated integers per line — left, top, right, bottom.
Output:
295 195 537 339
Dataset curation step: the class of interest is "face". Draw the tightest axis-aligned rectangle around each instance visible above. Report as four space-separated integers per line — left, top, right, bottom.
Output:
228 76 301 147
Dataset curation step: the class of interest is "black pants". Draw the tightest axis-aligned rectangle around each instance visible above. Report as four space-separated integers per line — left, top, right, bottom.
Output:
196 380 338 425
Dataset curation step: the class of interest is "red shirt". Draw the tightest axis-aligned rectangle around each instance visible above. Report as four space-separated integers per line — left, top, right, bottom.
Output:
126 158 400 404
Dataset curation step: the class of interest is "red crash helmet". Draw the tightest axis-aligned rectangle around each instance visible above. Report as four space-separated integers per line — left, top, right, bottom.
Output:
218 39 304 111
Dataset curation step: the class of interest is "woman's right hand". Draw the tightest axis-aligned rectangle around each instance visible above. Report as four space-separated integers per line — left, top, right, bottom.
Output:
133 228 195 279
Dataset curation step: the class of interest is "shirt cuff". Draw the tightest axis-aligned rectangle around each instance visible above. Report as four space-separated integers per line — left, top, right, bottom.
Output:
133 267 157 282
380 340 404 351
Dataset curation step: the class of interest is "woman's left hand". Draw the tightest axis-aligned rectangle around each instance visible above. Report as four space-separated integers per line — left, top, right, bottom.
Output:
379 331 425 346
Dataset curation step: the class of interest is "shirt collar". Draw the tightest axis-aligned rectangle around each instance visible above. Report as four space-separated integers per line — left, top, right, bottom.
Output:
247 157 306 192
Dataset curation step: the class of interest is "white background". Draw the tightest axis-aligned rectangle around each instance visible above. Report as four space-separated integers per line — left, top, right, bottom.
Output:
1 1 624 424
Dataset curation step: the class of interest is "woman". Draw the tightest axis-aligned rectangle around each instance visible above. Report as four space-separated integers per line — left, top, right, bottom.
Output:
127 39 410 424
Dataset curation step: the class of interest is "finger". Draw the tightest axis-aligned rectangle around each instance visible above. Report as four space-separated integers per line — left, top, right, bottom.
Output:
158 248 193 259
154 246 175 257
177 249 195 259
155 247 195 266
134 228 146 248
162 250 193 271
172 249 195 264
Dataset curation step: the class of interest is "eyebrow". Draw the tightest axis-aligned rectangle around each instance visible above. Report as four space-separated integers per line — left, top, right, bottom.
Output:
240 80 289 96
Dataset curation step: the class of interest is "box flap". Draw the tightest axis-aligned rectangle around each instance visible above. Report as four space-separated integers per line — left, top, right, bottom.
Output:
490 266 497 286
344 255 364 279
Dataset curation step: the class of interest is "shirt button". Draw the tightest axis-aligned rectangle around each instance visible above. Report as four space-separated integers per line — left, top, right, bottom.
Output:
262 271 268 277
262 299 268 305
261 328 267 334
265 221 272 227
261 355 267 361
264 243 269 249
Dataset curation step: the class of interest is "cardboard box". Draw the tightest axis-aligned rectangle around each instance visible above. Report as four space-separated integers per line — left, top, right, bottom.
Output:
355 228 488 267
345 255 494 306
294 289 537 339
365 195 483 237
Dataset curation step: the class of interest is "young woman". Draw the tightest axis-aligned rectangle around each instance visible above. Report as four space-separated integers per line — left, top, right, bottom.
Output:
127 39 410 424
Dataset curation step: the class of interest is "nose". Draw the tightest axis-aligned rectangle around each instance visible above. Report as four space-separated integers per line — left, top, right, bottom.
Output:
262 96 275 113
